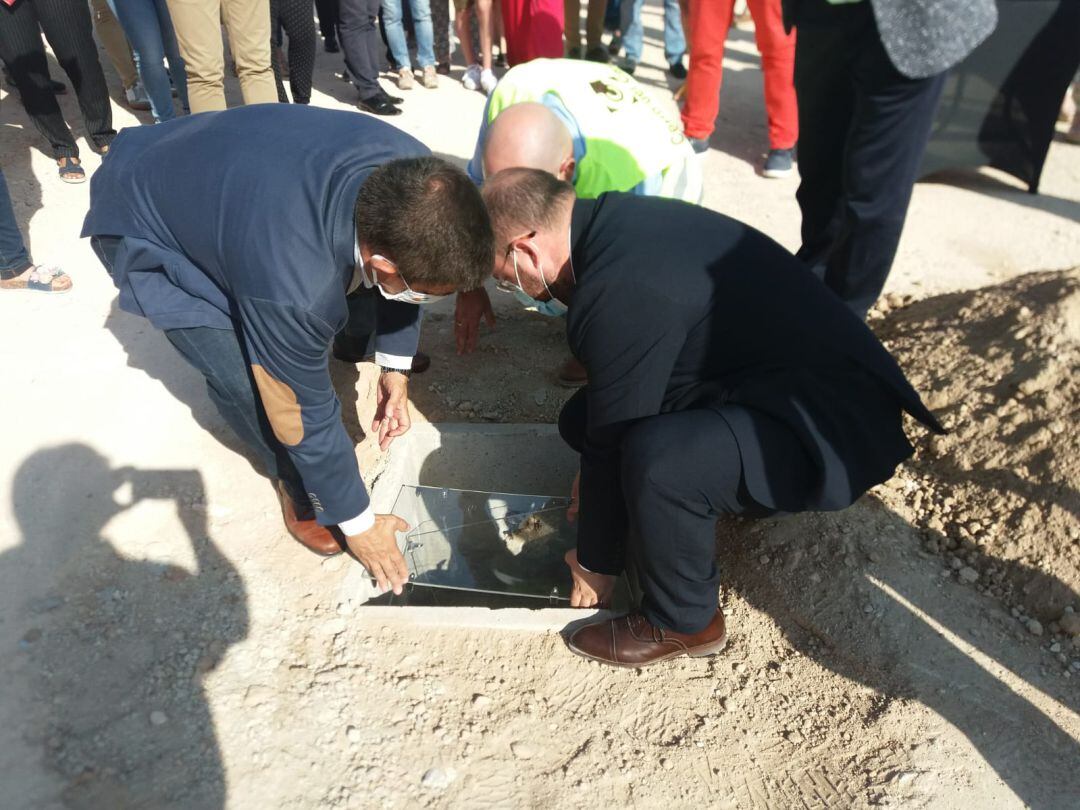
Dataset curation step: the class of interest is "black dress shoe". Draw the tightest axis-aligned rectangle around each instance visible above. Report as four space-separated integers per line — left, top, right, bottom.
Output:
324 37 340 53
358 95 402 116
378 89 404 104
584 45 610 63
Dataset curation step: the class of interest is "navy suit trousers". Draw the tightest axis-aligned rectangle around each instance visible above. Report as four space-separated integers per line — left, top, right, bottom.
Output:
559 388 815 634
793 0 945 318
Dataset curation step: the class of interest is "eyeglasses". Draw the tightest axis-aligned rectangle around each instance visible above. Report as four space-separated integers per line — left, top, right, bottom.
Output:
371 254 448 305
493 238 532 295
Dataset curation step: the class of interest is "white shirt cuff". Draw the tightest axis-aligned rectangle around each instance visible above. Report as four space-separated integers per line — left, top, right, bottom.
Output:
374 352 413 370
339 507 375 536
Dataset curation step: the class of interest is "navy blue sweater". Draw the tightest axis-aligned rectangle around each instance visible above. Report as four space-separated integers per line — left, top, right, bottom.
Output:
82 105 428 526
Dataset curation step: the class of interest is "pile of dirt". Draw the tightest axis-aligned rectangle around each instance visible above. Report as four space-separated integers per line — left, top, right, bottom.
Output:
873 268 1080 638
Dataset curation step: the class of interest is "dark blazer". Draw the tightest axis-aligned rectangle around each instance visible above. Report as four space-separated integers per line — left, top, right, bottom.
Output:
566 194 942 552
784 0 997 79
82 105 428 525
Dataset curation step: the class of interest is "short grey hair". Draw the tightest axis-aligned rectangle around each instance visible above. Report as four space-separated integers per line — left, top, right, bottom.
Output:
481 168 576 251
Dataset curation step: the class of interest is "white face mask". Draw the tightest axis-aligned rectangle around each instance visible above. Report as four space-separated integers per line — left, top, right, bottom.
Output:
359 254 448 305
496 244 568 318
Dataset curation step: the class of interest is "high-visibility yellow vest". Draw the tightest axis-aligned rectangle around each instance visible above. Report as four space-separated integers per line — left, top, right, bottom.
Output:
486 59 691 199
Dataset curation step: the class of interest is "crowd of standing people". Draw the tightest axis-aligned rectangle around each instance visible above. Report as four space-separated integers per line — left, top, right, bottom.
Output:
4 0 1047 314
0 0 804 180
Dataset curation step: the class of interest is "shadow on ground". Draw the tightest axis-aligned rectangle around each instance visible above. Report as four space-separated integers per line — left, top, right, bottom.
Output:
921 167 1080 228
1 444 248 808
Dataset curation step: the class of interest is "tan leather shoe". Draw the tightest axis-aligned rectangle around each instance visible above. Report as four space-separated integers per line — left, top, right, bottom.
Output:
276 481 343 556
567 609 727 668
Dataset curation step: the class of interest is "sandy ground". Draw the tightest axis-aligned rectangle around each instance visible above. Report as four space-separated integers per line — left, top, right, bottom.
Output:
2 4 1080 808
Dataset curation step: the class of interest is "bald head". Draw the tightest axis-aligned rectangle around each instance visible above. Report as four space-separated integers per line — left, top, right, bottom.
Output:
483 102 574 181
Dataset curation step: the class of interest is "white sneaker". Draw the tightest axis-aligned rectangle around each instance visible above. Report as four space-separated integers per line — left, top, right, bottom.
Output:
462 64 481 91
125 82 151 112
479 68 498 95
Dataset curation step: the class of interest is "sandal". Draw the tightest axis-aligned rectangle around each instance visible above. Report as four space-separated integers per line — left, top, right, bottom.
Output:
0 265 72 294
57 157 86 184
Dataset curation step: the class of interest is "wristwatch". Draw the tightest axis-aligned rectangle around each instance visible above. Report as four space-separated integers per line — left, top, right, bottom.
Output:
380 365 411 379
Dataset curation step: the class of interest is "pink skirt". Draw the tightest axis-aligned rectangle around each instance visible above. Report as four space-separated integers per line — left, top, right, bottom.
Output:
500 0 565 66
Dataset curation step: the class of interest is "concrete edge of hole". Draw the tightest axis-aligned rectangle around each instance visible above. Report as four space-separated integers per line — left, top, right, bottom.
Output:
340 423 594 630
345 606 620 634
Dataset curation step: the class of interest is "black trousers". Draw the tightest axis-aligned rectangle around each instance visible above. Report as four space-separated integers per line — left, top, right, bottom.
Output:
559 389 814 634
0 0 115 159
430 0 449 64
339 0 383 97
271 0 316 103
314 0 339 40
793 0 945 318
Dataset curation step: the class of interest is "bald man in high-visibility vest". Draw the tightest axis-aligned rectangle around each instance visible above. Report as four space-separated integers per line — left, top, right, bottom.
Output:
456 59 702 383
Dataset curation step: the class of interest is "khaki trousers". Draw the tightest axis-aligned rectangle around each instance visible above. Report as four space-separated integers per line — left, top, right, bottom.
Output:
563 0 604 54
89 0 139 90
165 0 276 112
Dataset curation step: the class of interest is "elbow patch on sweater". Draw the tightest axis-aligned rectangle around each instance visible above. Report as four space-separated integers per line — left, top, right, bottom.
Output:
251 364 304 446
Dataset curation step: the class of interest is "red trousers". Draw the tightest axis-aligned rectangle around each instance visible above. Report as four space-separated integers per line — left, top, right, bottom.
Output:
681 0 798 149
500 0 564 66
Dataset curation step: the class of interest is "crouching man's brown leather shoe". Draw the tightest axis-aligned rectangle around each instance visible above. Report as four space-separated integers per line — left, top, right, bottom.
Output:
567 609 727 668
276 481 344 556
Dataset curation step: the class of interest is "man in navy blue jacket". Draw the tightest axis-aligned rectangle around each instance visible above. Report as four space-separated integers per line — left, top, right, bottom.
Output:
83 105 494 593
482 169 942 668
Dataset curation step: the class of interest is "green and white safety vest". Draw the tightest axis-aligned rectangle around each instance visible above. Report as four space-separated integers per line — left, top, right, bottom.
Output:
484 59 692 199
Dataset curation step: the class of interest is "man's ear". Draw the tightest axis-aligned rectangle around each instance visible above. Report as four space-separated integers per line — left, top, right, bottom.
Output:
509 231 540 268
369 254 400 277
558 157 576 182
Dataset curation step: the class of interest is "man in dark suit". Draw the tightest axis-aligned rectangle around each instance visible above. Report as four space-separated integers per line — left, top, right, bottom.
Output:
482 168 942 668
82 106 493 593
785 0 997 317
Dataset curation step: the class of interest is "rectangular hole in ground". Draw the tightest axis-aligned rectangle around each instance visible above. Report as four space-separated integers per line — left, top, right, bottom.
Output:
360 426 633 611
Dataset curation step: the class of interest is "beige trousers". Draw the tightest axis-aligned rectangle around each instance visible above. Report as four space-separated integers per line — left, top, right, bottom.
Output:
89 0 139 90
165 0 276 112
563 0 605 54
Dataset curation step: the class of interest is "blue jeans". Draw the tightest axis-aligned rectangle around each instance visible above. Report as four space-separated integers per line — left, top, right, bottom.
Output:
621 0 685 65
162 325 311 506
107 0 189 122
381 0 435 69
90 235 310 507
0 169 31 277
605 0 621 31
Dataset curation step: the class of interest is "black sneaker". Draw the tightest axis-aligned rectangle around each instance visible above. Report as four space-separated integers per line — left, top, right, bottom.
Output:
585 46 610 63
668 59 687 79
762 148 795 178
689 137 709 154
617 57 637 75
436 62 451 75
358 95 402 116
325 37 340 53
608 33 623 56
